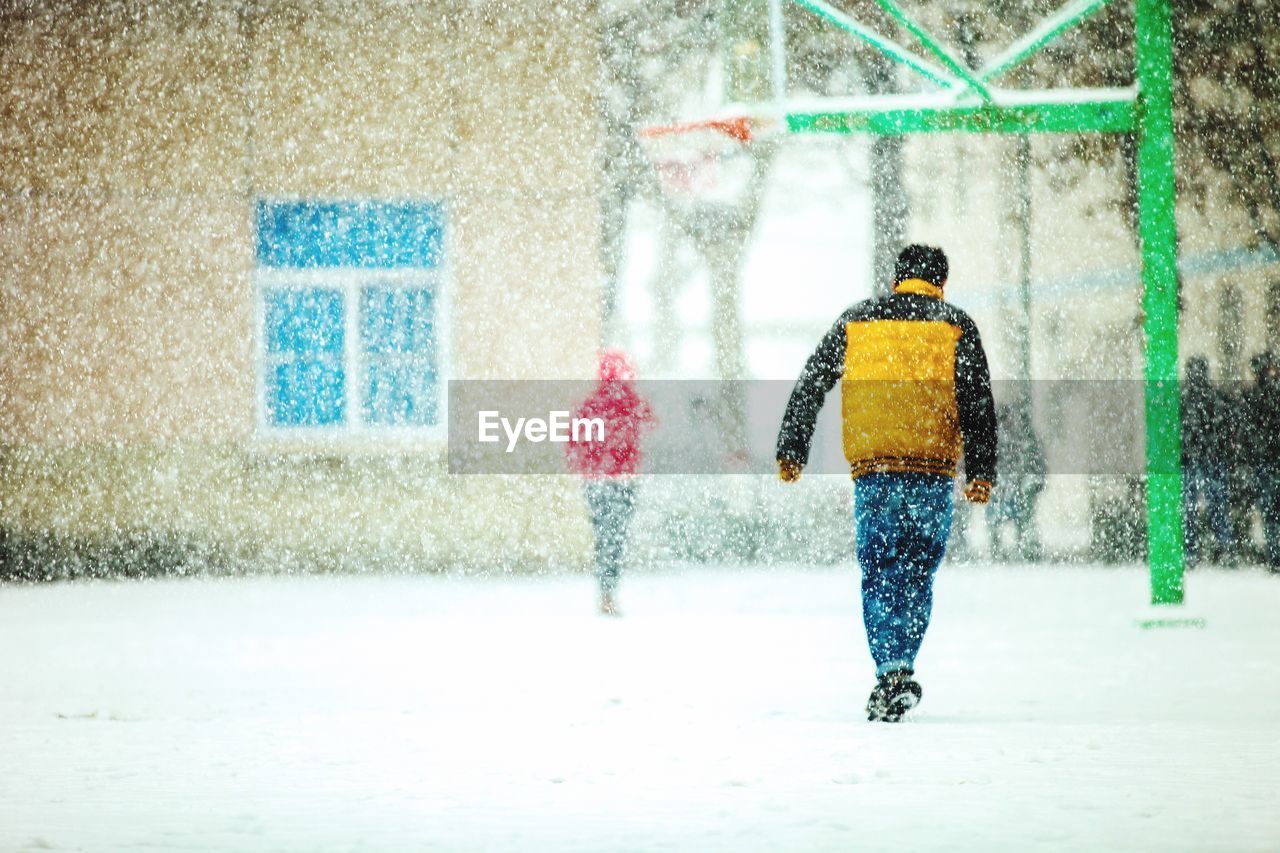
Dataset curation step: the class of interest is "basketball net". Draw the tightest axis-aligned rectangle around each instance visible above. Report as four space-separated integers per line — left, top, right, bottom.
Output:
637 116 758 209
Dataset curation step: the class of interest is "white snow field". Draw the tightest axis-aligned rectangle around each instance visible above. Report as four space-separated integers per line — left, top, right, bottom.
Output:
2 565 1278 852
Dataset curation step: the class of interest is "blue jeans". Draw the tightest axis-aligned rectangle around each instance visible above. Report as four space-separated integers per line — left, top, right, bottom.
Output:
854 473 955 676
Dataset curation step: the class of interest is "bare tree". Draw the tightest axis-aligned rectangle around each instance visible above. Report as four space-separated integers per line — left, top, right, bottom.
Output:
600 1 778 386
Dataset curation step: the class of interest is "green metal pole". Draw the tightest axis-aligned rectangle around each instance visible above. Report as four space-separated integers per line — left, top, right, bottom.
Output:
1135 0 1184 605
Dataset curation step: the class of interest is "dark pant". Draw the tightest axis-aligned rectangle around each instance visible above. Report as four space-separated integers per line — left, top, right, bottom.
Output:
1184 465 1231 562
1255 468 1280 571
854 473 954 676
584 481 637 592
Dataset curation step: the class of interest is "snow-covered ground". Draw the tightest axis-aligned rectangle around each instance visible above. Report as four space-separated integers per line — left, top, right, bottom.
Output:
2 565 1278 852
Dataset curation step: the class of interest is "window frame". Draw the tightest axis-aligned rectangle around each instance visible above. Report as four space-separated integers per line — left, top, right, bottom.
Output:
254 264 451 443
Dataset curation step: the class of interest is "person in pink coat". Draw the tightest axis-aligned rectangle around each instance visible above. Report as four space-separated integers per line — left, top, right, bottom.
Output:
565 349 656 615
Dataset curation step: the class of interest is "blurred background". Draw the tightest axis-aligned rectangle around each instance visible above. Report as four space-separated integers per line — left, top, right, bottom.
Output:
3 0 1279 579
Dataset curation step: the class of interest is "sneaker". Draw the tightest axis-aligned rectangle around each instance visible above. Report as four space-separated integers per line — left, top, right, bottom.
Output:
866 669 923 722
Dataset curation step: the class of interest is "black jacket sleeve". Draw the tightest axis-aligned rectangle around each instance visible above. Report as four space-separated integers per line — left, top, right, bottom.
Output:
954 320 997 484
776 317 847 465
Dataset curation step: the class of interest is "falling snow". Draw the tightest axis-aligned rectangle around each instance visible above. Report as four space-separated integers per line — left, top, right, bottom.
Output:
3 0 1280 849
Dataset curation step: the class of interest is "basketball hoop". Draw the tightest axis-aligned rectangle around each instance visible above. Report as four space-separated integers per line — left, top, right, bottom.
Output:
639 116 756 144
637 115 772 208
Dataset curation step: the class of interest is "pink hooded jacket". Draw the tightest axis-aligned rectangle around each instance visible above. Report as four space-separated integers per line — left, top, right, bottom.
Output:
565 349 656 479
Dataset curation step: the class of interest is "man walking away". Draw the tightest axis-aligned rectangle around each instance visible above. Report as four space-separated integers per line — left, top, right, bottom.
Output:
775 245 997 722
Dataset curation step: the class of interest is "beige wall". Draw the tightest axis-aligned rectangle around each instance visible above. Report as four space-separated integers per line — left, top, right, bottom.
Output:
0 1 602 571
0 442 592 575
0 195 256 442
1 0 603 443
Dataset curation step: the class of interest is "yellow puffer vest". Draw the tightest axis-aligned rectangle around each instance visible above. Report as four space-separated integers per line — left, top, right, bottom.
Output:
842 280 963 477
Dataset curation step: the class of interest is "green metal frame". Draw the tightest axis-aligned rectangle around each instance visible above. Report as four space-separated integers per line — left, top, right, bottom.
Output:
1134 0 1183 605
874 0 993 100
788 0 960 88
763 0 1184 604
788 91 1135 135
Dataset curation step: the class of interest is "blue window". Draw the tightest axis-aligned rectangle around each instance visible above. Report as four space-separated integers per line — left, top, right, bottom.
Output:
264 289 346 426
256 200 443 270
256 200 444 431
360 286 438 426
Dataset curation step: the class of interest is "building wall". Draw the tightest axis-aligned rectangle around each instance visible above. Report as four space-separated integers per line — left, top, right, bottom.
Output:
0 0 603 575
